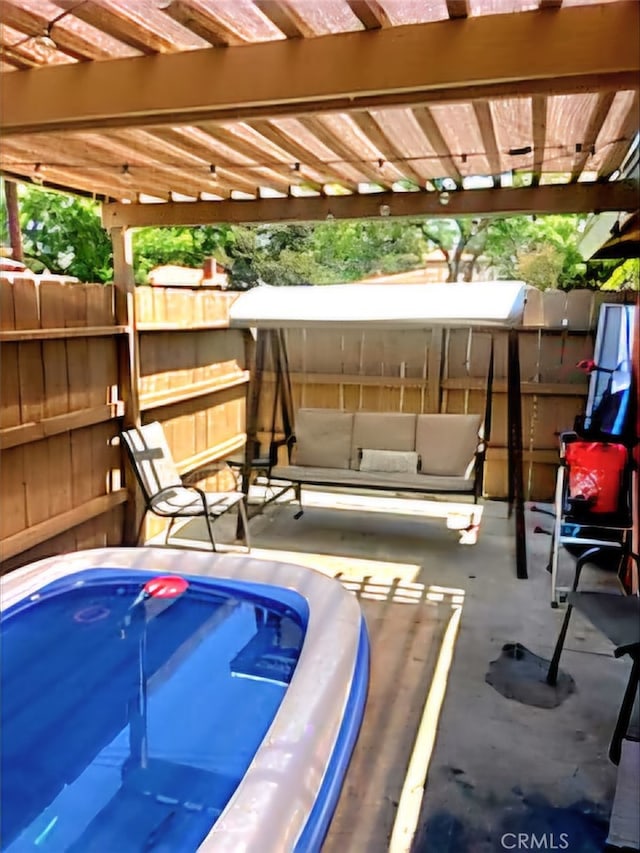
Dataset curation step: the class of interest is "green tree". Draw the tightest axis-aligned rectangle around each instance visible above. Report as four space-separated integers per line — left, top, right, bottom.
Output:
9 185 113 282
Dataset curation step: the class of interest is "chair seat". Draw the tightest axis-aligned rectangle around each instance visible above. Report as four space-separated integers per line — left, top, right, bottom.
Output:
151 488 244 517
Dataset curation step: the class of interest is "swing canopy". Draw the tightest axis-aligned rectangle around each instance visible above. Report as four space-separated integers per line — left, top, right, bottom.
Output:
229 281 527 330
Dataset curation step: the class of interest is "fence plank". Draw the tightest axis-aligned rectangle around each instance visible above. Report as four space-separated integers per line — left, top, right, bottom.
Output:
0 343 21 428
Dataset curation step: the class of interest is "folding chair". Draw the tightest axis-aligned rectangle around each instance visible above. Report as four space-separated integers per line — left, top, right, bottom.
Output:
121 422 251 552
546 588 640 765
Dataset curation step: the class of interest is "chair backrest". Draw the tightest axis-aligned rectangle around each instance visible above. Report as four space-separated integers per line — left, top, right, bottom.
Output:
121 422 181 503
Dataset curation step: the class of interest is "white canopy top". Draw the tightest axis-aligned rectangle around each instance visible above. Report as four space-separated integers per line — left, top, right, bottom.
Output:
229 281 527 329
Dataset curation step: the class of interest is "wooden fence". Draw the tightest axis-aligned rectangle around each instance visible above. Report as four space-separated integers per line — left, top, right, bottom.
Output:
134 286 247 539
254 289 636 502
1 278 634 571
0 276 246 570
0 275 126 571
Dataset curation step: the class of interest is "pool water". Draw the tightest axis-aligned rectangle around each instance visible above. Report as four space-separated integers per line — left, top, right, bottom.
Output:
1 569 307 852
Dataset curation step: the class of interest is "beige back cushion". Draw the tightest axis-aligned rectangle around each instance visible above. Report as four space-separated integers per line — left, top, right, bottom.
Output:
294 409 354 469
416 414 482 477
351 412 417 469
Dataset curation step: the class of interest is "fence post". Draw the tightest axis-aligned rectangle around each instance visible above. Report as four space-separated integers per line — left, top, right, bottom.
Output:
111 226 142 544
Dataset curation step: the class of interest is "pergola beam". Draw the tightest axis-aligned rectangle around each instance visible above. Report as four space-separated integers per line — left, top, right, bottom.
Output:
101 181 639 229
3 3 638 136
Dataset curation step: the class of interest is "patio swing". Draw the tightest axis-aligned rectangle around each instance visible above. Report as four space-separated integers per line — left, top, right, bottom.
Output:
230 281 530 579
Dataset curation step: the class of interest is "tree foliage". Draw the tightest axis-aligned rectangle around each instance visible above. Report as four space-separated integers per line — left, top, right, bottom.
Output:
1 183 113 282
1 183 631 291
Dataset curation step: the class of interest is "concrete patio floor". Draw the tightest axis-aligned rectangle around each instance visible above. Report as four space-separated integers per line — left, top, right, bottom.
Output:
170 488 635 853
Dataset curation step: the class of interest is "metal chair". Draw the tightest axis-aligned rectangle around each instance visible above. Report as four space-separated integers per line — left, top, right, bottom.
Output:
121 421 251 552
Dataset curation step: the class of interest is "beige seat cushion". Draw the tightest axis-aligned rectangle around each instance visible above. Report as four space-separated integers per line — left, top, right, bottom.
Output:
350 412 417 469
416 414 481 477
294 409 354 469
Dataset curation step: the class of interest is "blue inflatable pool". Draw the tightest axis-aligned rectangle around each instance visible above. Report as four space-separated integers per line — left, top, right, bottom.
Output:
1 548 369 852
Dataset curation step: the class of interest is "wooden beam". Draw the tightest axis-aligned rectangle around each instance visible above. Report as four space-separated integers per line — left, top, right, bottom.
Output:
297 116 391 187
0 326 128 342
0 490 127 562
0 403 122 451
0 0 133 62
473 101 502 177
446 0 470 19
347 1 392 29
163 0 246 46
3 180 23 262
246 120 359 189
531 95 547 187
598 90 640 179
140 371 250 411
4 3 639 135
571 91 616 181
350 112 424 186
253 1 312 38
412 106 463 186
102 181 639 229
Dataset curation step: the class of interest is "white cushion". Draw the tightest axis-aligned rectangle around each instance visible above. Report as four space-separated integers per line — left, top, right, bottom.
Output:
351 412 416 469
416 414 481 477
294 409 354 469
360 449 419 474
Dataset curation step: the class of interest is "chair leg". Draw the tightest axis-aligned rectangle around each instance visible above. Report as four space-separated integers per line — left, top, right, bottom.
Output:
165 517 176 546
203 512 218 552
609 654 640 765
238 498 251 552
546 549 593 685
293 483 304 520
546 605 575 686
135 509 148 546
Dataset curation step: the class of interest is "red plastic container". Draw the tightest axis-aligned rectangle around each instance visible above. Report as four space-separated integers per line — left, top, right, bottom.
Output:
565 441 627 514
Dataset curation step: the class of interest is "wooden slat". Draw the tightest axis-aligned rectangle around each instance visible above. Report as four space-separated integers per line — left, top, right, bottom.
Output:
253 1 312 39
246 119 358 189
351 112 425 186
473 100 502 177
194 122 325 192
163 0 246 46
0 343 21 428
347 1 392 29
0 325 127 341
0 404 121 450
137 320 229 332
0 490 127 562
23 438 50 527
598 90 640 179
175 432 247 475
182 125 298 193
442 378 587 396
140 370 250 411
531 95 547 187
570 91 616 181
0 447 26 540
298 116 392 187
66 1 200 55
47 433 73 520
412 106 462 185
